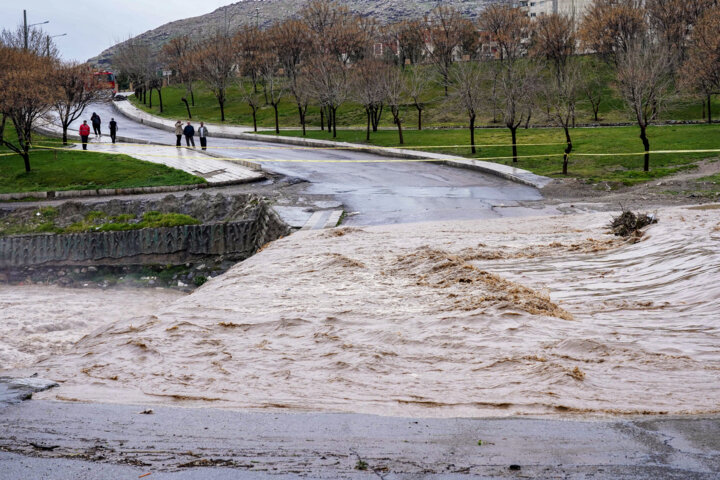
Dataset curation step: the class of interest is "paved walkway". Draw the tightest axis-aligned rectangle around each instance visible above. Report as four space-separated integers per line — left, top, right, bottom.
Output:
35 118 263 186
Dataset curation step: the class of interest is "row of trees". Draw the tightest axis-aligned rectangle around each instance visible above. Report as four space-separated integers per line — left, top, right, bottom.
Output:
0 29 108 172
115 0 719 174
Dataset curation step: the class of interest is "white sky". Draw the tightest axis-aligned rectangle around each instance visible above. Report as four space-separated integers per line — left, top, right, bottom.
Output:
0 0 236 62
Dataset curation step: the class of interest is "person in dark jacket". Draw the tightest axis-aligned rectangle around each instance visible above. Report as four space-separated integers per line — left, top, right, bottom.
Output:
109 118 118 144
198 122 209 150
90 112 101 137
79 121 91 150
183 121 195 147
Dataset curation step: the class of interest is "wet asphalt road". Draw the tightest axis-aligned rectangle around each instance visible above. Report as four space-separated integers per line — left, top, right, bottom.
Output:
71 102 546 226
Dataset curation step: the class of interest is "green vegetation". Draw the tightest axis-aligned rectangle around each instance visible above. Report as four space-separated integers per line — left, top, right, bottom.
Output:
133 63 720 129
0 209 201 237
0 124 204 194
262 124 720 186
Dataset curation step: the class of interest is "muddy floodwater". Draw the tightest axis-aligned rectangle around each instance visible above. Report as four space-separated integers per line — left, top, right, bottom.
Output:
2 206 720 418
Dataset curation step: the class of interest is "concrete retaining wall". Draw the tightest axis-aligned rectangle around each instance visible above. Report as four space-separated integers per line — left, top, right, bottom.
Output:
0 203 289 268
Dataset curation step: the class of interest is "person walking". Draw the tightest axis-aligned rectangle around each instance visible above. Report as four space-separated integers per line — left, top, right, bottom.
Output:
198 122 209 150
109 118 118 144
90 112 101 137
79 121 91 150
174 120 183 147
183 121 195 147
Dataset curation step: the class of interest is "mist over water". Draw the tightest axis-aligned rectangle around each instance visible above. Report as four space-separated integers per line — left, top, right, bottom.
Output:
3 207 719 418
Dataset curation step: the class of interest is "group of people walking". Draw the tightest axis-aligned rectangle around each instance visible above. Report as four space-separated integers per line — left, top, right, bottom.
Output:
78 112 118 150
175 120 209 150
77 114 211 151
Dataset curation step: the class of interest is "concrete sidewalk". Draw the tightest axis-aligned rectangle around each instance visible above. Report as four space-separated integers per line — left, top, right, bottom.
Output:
35 118 264 187
115 99 552 189
1 400 718 479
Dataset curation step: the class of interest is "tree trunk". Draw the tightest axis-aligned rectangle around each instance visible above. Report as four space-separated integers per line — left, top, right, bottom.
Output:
143 88 147 105
190 89 195 107
298 105 306 136
320 107 325 131
708 94 713 124
273 104 280 134
219 99 225 122
470 114 476 154
510 126 518 163
593 103 599 122
157 88 163 113
640 124 650 172
417 106 422 130
366 109 371 141
62 126 68 146
148 89 153 109
22 152 31 173
252 109 257 132
562 126 572 175
394 111 403 145
182 98 192 119
332 107 337 138
0 114 5 143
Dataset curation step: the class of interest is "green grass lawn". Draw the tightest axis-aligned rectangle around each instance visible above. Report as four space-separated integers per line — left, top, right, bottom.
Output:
261 124 720 186
133 62 720 129
0 125 204 194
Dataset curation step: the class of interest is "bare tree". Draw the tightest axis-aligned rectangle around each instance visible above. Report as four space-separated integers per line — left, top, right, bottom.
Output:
450 62 486 154
238 78 261 133
579 0 646 65
162 35 197 107
382 66 407 145
113 37 152 103
1 25 59 58
260 54 285 134
646 0 717 63
681 5 720 124
289 68 313 136
616 36 675 172
351 58 387 141
193 29 237 122
387 20 425 68
407 66 433 130
481 4 535 163
305 54 350 138
0 47 56 172
423 5 466 96
542 58 582 174
235 26 264 94
532 13 576 84
582 56 609 122
52 62 106 145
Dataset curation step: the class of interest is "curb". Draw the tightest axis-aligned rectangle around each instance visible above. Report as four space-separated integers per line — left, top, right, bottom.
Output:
9 126 262 203
115 99 552 189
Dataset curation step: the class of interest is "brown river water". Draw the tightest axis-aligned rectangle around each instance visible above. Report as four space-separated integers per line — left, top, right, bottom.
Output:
2 206 719 418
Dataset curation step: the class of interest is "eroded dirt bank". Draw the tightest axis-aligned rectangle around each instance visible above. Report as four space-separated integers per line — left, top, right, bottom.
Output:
5 206 720 418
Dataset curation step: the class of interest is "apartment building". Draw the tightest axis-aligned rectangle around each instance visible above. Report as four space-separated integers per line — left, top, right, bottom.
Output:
516 0 593 18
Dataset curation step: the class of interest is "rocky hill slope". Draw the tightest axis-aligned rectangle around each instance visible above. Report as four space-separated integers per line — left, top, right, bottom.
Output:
90 0 496 66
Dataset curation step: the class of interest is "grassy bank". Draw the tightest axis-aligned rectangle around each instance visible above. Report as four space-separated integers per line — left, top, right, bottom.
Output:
0 126 204 194
132 63 719 129
259 124 720 186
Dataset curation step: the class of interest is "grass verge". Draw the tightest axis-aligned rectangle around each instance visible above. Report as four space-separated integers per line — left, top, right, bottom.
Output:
259 124 720 186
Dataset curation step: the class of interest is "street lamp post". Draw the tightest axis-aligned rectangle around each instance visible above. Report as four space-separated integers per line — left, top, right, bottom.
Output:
46 33 67 57
23 9 49 51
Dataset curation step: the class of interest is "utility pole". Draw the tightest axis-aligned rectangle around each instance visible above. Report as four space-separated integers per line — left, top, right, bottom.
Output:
46 33 67 57
23 10 49 52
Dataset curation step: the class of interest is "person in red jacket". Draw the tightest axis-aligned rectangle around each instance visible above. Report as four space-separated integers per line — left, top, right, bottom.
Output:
79 121 91 150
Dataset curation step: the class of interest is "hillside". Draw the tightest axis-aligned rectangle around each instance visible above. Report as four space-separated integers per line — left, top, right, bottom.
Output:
89 0 496 66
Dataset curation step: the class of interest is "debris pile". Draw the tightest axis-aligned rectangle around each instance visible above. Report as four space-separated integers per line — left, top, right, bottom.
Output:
610 210 658 237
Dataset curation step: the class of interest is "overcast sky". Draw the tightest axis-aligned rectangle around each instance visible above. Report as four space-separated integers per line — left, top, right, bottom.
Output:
0 0 235 62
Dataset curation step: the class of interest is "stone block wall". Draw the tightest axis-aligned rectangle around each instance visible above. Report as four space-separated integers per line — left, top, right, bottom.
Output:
0 196 290 268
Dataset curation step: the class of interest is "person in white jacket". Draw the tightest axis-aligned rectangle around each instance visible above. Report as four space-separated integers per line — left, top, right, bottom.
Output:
198 122 209 151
